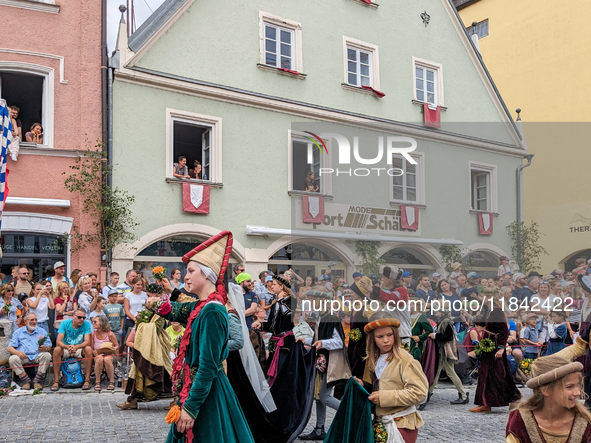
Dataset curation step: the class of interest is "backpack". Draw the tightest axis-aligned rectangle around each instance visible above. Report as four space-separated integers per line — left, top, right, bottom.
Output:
60 359 84 388
0 366 11 389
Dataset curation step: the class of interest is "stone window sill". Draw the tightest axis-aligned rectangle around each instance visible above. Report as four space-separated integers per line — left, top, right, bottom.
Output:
257 64 307 80
165 178 223 188
0 0 60 13
288 190 333 200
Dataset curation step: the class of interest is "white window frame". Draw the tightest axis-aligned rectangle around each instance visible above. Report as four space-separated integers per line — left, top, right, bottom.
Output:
469 161 498 213
0 0 60 14
287 130 332 196
0 62 54 148
259 12 303 73
165 108 223 184
390 152 425 205
412 57 444 107
343 37 380 90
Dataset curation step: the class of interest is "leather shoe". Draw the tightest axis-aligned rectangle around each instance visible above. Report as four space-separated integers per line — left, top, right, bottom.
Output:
33 383 43 390
418 402 427 411
450 392 469 405
22 383 31 390
469 405 491 413
116 399 138 410
299 425 326 440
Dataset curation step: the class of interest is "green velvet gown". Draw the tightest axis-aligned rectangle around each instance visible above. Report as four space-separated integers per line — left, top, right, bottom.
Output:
162 300 255 443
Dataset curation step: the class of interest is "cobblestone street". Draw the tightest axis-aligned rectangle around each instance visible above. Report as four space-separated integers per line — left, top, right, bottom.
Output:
0 383 528 442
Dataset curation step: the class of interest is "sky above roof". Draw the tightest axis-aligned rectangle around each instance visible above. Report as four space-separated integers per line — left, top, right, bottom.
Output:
107 0 165 53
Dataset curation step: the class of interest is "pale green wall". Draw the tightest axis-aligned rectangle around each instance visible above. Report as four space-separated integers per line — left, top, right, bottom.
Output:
112 80 520 255
135 0 515 144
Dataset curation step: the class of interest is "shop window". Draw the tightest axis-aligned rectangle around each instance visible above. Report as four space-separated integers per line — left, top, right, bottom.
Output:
0 233 66 281
0 71 45 145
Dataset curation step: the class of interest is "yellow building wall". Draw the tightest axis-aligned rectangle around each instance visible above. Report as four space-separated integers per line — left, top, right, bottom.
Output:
457 0 591 272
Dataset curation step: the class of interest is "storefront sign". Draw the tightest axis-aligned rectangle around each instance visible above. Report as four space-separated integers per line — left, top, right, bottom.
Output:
295 201 420 234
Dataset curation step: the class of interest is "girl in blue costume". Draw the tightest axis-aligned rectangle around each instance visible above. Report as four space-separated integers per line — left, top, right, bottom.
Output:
146 231 254 443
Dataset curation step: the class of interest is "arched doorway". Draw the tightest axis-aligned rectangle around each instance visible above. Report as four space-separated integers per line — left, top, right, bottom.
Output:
380 248 437 278
562 250 591 272
268 242 348 283
462 251 498 277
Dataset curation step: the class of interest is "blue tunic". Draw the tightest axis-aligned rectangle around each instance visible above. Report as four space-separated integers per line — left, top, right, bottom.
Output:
545 323 567 356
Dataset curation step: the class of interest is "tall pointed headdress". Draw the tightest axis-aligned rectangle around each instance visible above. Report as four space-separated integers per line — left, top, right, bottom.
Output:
182 230 233 287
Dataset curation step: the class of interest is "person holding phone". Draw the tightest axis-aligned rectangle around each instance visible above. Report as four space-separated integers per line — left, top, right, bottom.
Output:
27 282 55 334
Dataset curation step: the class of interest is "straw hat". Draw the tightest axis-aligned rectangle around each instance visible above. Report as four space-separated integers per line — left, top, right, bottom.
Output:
96 342 117 356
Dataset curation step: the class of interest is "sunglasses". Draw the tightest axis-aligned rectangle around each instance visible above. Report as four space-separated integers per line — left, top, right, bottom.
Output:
75 315 85 320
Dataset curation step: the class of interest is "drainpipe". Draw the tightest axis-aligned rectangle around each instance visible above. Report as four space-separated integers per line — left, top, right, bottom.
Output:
516 108 534 269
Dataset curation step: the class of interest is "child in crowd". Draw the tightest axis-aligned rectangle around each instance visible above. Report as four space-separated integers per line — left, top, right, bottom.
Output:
90 315 119 392
545 310 567 356
523 313 542 359
354 315 428 443
89 296 106 330
103 289 125 344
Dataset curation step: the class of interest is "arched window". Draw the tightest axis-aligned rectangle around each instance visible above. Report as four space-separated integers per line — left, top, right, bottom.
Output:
563 250 591 272
462 251 498 277
269 242 346 282
134 235 236 284
380 248 436 277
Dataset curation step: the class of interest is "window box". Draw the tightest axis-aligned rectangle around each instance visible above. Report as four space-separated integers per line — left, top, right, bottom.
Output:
259 12 303 74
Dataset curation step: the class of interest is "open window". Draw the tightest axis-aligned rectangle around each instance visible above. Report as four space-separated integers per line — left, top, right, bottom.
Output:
172 121 212 180
166 109 222 183
0 71 45 145
289 132 331 195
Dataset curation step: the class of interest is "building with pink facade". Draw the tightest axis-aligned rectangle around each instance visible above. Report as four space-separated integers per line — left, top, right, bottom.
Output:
0 0 105 282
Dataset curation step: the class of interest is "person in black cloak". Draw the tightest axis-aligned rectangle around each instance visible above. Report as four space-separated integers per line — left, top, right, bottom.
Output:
247 274 316 443
299 290 351 440
347 276 376 380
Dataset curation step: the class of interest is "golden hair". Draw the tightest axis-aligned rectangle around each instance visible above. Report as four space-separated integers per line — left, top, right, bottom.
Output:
570 285 583 301
76 276 92 291
511 354 591 424
0 283 15 298
56 281 70 299
364 325 401 373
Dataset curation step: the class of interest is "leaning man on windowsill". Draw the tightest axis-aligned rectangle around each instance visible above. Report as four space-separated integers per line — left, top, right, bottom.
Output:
8 312 52 390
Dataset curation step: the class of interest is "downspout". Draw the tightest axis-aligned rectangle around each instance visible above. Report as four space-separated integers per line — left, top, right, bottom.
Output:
100 0 109 275
516 108 533 269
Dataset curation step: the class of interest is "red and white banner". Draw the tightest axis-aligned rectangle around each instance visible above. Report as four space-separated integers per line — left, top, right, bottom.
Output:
182 182 210 214
400 205 419 231
423 103 441 129
478 212 493 235
302 195 324 223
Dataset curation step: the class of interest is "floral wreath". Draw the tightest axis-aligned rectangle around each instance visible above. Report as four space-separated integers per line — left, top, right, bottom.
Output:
474 338 495 356
349 328 362 342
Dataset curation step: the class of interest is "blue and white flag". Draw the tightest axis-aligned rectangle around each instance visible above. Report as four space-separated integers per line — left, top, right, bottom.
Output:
0 99 11 229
